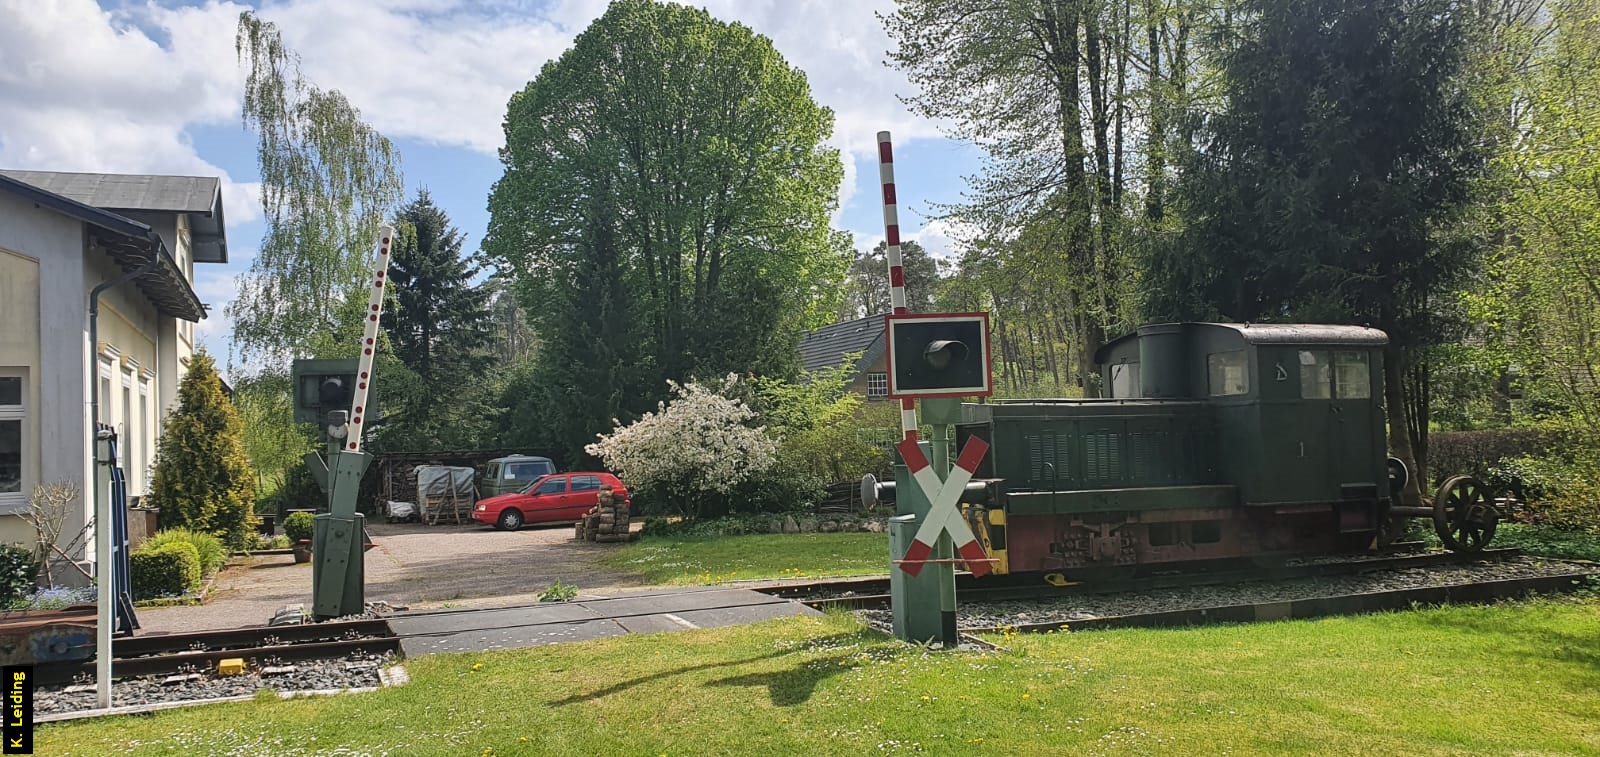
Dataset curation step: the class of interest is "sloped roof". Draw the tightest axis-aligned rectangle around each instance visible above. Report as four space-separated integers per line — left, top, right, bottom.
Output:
0 169 228 263
0 173 205 321
799 314 886 374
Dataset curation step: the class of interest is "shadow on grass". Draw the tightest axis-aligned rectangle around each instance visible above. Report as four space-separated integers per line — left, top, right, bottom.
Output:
548 631 882 707
704 653 860 706
1418 599 1600 682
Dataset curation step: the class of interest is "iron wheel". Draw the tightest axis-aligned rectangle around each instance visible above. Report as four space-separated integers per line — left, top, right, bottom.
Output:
1434 475 1498 552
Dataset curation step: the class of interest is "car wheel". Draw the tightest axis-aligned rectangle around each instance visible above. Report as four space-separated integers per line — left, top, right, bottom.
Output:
496 509 524 531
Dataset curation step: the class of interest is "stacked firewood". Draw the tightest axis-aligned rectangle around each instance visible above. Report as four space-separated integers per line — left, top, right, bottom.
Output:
575 486 635 543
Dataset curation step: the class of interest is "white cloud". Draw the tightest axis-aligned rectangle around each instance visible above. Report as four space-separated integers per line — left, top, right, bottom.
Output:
0 0 261 222
907 218 976 261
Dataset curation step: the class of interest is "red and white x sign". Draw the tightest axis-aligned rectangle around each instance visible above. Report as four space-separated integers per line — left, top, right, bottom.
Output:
895 437 992 578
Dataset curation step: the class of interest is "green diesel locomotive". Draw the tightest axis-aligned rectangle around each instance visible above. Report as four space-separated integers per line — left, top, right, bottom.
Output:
951 322 1498 575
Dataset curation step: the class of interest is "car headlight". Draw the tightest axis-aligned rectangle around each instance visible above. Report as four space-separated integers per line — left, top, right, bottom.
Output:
476 505 486 511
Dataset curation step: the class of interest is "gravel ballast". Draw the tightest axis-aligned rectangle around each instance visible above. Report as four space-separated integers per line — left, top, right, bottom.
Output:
36 653 396 718
860 555 1595 632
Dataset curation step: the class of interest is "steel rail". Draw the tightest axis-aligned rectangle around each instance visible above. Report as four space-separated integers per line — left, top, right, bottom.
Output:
792 548 1526 611
966 570 1597 635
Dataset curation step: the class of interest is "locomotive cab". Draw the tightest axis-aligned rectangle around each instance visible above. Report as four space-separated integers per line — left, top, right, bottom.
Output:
961 322 1395 575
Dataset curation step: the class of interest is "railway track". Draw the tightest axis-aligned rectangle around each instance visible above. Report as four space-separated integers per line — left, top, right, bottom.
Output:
773 547 1529 611
35 618 399 686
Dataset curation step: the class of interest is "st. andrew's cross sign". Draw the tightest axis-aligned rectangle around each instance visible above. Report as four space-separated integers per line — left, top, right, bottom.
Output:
894 436 994 578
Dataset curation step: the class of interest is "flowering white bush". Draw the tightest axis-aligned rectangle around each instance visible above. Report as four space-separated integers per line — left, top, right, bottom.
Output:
586 375 778 515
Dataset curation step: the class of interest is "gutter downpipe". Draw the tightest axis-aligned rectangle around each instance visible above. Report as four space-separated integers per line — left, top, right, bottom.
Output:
88 251 160 710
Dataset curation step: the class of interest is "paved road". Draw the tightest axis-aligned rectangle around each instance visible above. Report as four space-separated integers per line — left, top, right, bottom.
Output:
135 520 645 634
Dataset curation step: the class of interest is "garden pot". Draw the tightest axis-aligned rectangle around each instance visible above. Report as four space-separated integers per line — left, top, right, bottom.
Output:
292 541 312 564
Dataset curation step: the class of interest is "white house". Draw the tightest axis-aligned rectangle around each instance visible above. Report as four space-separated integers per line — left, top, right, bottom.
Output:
0 169 227 560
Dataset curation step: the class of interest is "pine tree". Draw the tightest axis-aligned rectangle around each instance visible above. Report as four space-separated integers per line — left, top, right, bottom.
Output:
386 191 492 383
147 353 258 549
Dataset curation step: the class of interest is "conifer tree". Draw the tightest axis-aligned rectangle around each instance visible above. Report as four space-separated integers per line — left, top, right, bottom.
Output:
147 353 258 548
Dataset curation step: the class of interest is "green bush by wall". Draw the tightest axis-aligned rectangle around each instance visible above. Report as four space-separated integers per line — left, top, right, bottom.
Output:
140 529 226 576
129 541 201 600
0 544 37 605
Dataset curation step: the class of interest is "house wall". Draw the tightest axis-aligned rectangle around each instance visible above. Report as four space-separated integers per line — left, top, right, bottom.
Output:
846 355 890 399
0 191 90 549
84 244 161 498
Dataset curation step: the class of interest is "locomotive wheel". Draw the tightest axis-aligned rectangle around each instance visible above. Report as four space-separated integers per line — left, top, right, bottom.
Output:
1434 475 1498 552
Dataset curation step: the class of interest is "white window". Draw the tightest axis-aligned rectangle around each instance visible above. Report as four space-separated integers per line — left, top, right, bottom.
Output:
867 372 889 400
0 374 25 511
1207 351 1249 396
122 369 133 469
139 376 151 489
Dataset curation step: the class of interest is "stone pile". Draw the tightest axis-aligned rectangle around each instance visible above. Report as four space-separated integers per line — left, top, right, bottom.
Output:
575 487 635 543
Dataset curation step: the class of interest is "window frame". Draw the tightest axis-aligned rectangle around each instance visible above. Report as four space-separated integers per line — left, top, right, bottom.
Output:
866 372 889 400
1206 350 1250 397
1299 350 1372 400
0 372 27 512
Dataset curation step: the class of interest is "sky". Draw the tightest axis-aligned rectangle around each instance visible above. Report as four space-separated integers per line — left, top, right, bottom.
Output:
0 0 986 363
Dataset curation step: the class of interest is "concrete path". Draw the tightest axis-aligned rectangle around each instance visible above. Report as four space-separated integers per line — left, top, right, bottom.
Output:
135 520 646 635
388 586 819 656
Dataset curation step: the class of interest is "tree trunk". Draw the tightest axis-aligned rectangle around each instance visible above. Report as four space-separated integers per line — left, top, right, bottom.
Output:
1384 344 1424 506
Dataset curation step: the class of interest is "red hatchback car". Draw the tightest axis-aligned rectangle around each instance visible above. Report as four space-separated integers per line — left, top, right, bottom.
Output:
472 472 629 531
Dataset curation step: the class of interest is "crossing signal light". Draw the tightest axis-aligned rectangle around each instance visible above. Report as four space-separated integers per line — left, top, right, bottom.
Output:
885 313 993 399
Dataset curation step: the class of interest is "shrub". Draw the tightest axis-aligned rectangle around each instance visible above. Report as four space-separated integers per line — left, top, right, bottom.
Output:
284 511 316 543
586 376 778 520
129 541 201 600
141 529 226 576
7 586 95 611
0 544 37 605
146 352 258 549
1427 428 1558 486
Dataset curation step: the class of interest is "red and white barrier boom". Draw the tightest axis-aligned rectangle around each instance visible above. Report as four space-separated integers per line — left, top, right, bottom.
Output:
877 130 919 443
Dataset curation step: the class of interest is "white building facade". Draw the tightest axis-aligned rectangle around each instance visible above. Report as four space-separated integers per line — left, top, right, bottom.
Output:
0 170 227 560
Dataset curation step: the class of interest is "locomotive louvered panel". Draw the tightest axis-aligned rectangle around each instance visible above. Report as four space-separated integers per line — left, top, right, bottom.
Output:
1084 429 1124 483
1056 432 1074 487
1129 431 1166 483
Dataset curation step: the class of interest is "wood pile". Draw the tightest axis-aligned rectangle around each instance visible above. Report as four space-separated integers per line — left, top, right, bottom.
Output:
575 487 635 543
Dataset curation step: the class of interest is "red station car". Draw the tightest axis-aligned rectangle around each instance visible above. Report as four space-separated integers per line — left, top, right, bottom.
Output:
472 472 630 531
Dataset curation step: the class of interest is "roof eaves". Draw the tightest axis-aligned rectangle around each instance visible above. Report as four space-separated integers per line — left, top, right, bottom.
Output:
1 174 206 321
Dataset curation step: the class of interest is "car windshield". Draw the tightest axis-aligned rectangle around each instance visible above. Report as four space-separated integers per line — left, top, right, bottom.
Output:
519 475 549 494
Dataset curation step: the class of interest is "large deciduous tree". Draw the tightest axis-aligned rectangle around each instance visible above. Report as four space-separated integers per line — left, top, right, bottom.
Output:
484 0 849 461
229 12 404 367
1145 0 1486 502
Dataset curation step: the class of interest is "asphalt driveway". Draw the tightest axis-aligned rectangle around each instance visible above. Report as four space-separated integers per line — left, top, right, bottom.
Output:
134 519 644 634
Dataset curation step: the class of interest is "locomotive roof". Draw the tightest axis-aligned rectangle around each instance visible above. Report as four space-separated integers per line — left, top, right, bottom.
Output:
1094 322 1389 363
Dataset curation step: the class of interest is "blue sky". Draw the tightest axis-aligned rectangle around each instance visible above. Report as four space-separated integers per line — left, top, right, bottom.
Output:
0 0 985 363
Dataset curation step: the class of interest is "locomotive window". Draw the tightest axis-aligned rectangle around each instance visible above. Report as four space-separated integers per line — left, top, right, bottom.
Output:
1301 350 1370 399
1206 351 1249 396
1110 362 1140 398
1299 350 1333 399
1334 351 1371 399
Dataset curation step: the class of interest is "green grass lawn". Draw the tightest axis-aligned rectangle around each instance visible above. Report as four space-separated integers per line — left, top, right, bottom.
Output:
41 597 1600 755
601 532 887 584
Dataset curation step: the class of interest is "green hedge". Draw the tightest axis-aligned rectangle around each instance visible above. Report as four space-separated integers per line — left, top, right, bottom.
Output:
0 544 36 605
1427 428 1558 486
130 541 201 600
140 529 226 576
